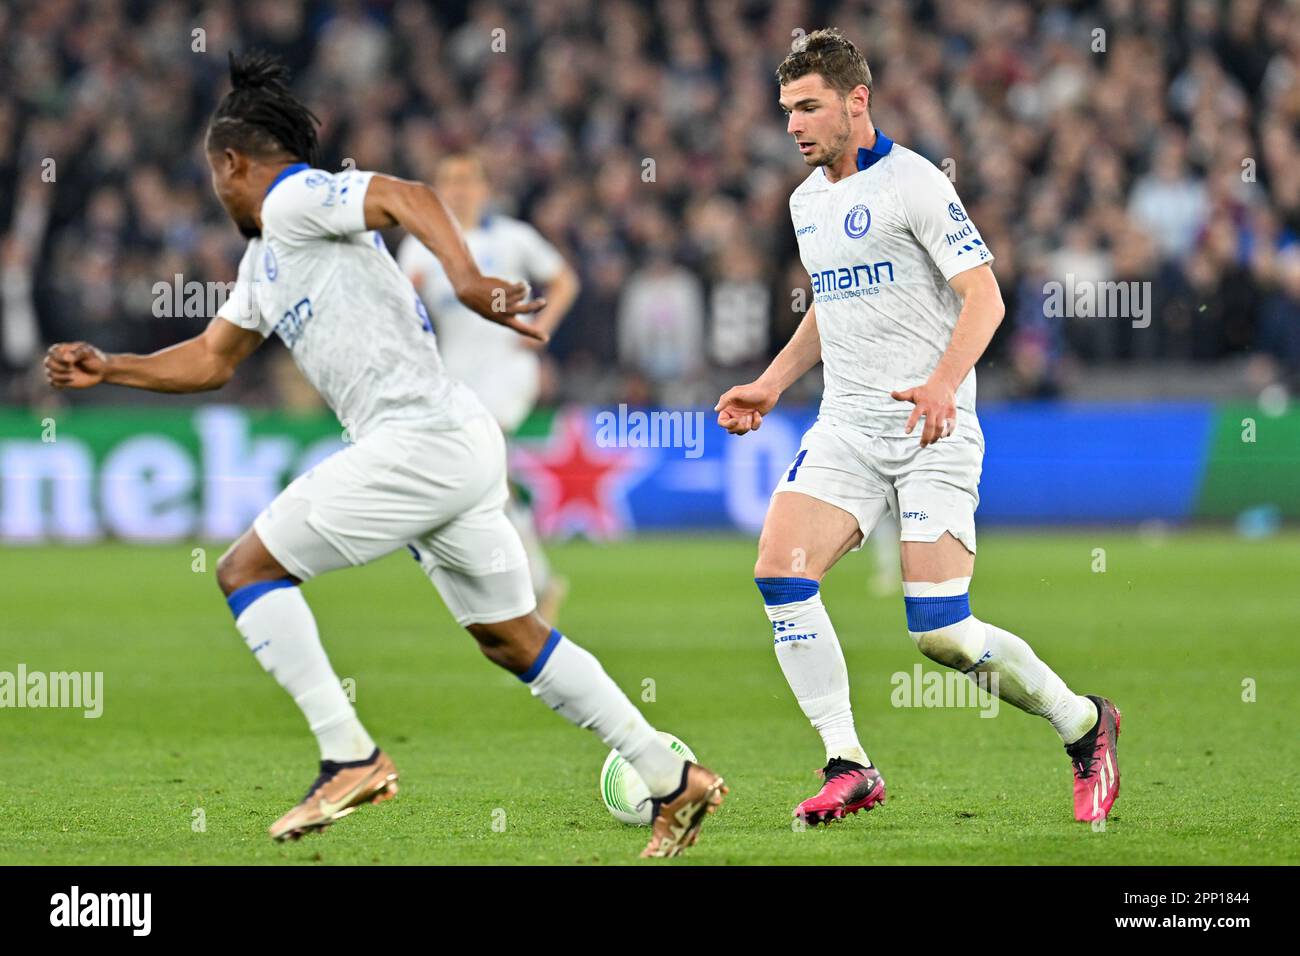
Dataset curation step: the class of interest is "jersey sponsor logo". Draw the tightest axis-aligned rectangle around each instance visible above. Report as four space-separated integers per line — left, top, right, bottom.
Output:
795 223 818 236
944 223 973 246
810 260 895 301
843 203 872 238
274 297 313 348
947 202 967 222
900 510 928 520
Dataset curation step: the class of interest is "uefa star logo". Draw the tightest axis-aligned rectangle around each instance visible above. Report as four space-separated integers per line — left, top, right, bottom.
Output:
948 202 967 222
844 204 871 238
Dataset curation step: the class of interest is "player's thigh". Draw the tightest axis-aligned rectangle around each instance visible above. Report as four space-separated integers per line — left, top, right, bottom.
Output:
257 419 500 581
894 437 982 583
409 490 537 629
756 491 867 580
757 421 891 580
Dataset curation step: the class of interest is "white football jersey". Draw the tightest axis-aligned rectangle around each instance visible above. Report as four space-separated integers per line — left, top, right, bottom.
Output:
789 132 994 439
217 165 484 439
396 215 564 431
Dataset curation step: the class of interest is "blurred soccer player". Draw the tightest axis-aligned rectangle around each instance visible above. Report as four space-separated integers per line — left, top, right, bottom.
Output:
716 30 1119 825
396 151 579 622
44 52 724 857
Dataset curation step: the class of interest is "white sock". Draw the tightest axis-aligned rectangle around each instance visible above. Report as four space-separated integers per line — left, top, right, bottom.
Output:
904 579 1097 744
757 578 870 767
975 622 1098 743
521 630 686 796
229 580 376 762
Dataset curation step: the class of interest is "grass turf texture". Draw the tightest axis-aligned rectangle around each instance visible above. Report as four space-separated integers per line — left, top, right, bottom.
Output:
2 530 1297 866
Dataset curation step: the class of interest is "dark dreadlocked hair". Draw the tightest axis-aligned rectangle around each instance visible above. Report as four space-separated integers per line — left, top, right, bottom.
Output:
206 51 320 166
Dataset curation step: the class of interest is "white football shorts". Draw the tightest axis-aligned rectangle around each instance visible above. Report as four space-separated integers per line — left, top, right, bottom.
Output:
254 413 536 625
772 417 983 554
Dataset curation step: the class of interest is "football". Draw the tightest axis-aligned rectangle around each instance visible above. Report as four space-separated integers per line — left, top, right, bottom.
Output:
599 732 697 825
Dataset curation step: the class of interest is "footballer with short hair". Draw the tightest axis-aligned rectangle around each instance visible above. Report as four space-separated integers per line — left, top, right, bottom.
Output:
45 51 725 858
715 28 1120 825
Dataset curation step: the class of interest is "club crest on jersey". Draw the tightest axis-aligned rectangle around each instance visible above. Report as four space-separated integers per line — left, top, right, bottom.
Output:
843 204 872 238
948 202 968 222
262 244 278 282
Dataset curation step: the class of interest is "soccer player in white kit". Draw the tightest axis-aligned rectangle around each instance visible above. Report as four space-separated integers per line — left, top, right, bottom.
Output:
396 151 580 622
44 52 725 858
715 30 1121 825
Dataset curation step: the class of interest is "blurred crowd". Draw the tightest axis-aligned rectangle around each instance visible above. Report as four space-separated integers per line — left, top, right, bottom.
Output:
2 0 1300 412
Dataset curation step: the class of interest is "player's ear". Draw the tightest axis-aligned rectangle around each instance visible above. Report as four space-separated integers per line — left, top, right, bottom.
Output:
848 84 870 116
222 148 247 180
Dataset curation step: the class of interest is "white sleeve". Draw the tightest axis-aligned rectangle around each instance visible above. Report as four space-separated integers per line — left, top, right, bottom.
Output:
894 153 994 282
516 222 566 284
262 168 375 243
216 243 272 337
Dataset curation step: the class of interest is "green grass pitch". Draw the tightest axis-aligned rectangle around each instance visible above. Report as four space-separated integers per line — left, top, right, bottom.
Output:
2 530 1297 865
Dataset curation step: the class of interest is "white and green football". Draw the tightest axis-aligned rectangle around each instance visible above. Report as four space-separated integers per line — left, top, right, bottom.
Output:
599 732 697 825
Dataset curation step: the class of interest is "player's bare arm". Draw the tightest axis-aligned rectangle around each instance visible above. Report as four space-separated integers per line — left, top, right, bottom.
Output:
527 262 580 345
363 174 548 341
44 316 264 393
891 263 1004 447
715 305 822 435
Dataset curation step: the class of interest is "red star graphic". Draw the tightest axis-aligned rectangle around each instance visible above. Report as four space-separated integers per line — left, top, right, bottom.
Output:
511 410 643 539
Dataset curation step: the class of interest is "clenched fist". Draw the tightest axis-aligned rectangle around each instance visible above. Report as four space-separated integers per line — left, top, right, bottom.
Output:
45 342 108 389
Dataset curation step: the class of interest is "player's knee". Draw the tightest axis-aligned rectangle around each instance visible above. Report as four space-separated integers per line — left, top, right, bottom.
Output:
904 583 987 672
214 546 246 596
754 548 815 581
215 541 278 596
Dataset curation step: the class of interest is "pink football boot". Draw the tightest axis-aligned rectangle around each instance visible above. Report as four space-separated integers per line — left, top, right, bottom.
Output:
794 757 886 826
1065 696 1122 822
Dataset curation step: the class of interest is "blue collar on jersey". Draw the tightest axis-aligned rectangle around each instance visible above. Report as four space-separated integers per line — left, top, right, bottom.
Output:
856 130 894 171
265 162 311 197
